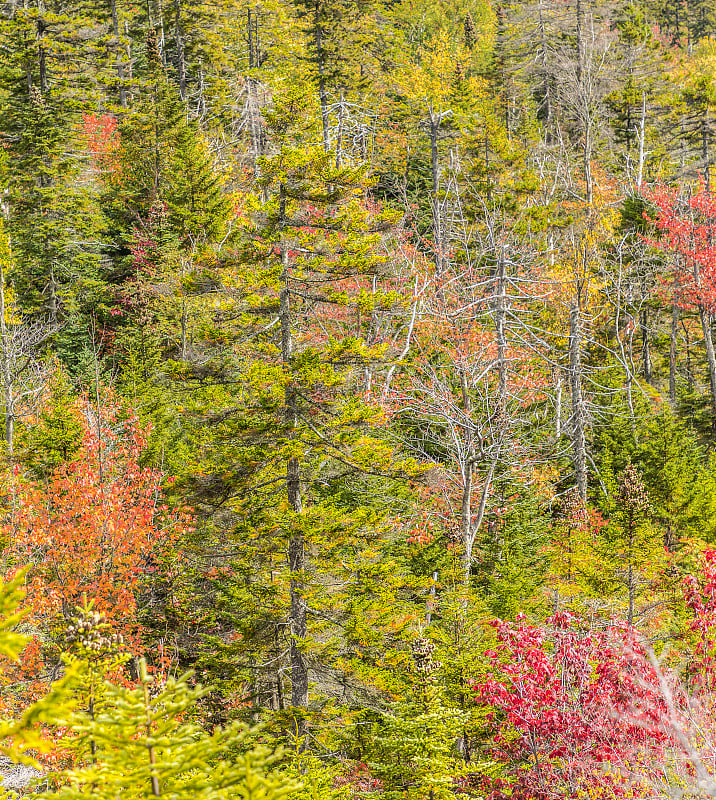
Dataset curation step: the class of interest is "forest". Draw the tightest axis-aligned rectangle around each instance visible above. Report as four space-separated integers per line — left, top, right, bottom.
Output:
2 0 716 796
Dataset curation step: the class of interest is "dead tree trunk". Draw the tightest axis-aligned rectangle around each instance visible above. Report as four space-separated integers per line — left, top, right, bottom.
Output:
640 307 651 384
429 107 443 276
495 251 508 414
569 301 588 501
669 305 678 403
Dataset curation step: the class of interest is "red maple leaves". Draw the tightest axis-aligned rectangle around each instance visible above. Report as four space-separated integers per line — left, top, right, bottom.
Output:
641 184 716 313
476 614 669 798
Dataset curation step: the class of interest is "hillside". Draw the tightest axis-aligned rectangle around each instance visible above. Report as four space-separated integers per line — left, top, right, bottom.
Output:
0 0 716 796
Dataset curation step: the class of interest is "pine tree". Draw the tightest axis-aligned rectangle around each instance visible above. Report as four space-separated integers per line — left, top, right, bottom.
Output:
104 30 228 253
363 636 494 800
158 82 412 749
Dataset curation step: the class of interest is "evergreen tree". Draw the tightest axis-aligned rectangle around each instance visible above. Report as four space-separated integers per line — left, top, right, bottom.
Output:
0 87 104 321
41 654 299 800
161 82 412 749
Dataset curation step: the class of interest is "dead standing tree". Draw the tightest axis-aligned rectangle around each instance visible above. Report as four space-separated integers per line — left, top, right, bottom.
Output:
383 220 548 589
0 242 56 456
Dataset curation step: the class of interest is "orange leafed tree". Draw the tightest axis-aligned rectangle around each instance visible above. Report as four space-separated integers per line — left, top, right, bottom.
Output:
0 393 188 704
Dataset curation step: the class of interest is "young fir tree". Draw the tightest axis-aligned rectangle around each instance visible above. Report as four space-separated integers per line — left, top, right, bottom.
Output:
362 635 496 800
40 654 300 800
599 462 662 626
15 364 84 479
0 589 298 800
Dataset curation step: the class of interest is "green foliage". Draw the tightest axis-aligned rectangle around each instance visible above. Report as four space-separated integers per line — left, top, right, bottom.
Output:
16 365 83 479
3 1 716 796
0 92 103 320
41 657 299 800
280 752 350 800
472 479 550 619
363 652 483 800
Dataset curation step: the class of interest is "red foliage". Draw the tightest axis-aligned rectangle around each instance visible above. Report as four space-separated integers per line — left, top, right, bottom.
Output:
476 614 669 799
684 549 716 688
641 183 716 313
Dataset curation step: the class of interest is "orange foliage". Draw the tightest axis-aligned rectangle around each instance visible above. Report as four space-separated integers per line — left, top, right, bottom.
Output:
82 113 120 178
0 394 189 706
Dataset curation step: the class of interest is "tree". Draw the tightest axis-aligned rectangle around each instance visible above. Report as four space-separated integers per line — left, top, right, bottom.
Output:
477 613 668 799
154 81 411 749
41 654 299 800
364 637 473 800
0 87 104 322
642 183 716 434
0 222 58 455
0 391 188 709
290 0 387 153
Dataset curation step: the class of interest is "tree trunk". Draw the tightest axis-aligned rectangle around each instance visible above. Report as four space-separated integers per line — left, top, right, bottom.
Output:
47 263 59 323
313 5 330 153
583 125 593 207
429 110 443 275
461 459 474 587
459 367 474 587
636 92 646 187
494 251 508 415
110 0 127 107
669 305 678 403
625 315 635 423
124 21 132 84
154 0 167 65
554 366 562 439
280 239 308 745
425 570 438 624
335 91 345 169
246 10 263 172
174 0 187 102
685 321 694 392
640 307 651 384
698 305 716 434
38 41 48 94
537 0 551 128
569 301 587 501
575 0 583 82
0 260 13 455
197 62 206 118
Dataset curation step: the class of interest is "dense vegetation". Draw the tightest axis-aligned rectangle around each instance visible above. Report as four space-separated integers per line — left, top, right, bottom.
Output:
3 0 716 796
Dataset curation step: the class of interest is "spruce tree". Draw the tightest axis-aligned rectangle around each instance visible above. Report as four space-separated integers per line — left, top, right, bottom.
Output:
0 87 104 321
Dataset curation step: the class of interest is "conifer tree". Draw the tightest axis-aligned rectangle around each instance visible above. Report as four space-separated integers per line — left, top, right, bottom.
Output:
168 82 411 747
104 29 228 252
0 87 104 321
41 653 299 800
290 0 386 152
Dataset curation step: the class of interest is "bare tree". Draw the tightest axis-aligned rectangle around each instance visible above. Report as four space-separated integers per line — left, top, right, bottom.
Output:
0 260 56 455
